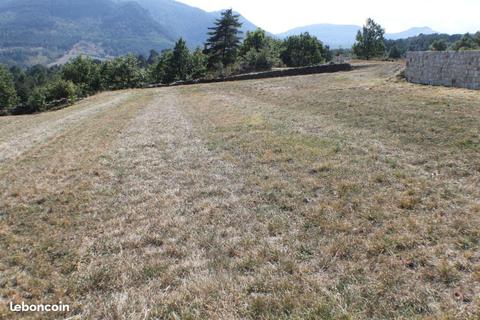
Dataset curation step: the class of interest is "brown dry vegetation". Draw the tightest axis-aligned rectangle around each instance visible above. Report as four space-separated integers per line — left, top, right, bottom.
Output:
0 62 479 319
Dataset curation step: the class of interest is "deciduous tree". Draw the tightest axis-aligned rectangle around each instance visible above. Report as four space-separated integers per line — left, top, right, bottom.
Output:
451 33 479 51
62 56 101 96
0 64 18 114
280 33 326 67
430 40 447 51
240 28 268 56
108 55 145 89
352 18 386 60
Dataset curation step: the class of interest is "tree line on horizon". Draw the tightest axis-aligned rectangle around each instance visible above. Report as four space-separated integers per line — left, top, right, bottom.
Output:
1 11 479 116
352 18 480 59
0 9 332 115
386 32 480 58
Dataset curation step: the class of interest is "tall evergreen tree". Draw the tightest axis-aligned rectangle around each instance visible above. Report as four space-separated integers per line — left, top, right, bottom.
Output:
205 9 243 68
166 38 192 82
352 18 386 60
190 48 208 79
148 50 173 84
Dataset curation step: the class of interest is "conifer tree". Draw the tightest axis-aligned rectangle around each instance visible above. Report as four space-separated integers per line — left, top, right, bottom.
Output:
190 48 208 79
205 9 243 68
172 38 191 80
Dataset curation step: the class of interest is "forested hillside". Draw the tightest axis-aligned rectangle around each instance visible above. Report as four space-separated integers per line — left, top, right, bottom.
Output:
0 0 176 66
0 0 258 66
0 10 333 116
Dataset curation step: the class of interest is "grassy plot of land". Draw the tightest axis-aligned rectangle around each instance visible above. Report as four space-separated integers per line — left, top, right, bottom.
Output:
0 62 479 319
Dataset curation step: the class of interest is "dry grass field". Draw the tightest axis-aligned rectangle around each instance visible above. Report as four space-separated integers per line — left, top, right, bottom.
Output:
0 62 479 319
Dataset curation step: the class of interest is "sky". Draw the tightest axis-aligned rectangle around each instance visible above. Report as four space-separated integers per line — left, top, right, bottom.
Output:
177 0 480 34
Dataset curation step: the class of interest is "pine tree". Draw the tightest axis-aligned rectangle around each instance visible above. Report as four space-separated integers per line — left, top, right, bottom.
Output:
167 38 191 80
205 9 243 69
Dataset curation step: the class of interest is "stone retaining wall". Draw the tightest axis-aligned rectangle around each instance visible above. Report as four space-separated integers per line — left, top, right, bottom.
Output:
148 63 352 88
405 51 480 90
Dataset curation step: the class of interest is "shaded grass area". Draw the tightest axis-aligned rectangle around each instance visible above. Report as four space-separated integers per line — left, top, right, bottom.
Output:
0 62 479 319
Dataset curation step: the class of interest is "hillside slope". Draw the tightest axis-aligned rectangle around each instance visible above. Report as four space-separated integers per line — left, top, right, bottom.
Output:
386 27 437 40
0 0 176 66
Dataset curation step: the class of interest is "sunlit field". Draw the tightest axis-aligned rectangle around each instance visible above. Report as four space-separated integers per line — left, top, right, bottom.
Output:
1 61 479 319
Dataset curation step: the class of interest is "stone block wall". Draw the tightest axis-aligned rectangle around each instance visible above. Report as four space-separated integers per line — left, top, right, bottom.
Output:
405 51 480 90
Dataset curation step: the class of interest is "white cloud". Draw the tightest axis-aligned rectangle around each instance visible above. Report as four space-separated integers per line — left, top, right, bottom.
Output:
177 0 480 34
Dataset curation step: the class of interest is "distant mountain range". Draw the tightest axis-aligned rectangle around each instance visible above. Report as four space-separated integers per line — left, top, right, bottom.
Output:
277 25 437 48
0 0 439 66
277 24 360 49
0 0 173 65
385 27 437 40
115 0 258 48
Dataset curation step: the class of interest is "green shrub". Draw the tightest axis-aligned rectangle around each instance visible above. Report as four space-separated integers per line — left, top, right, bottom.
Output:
240 48 276 72
0 64 18 114
388 46 402 59
61 56 101 96
45 79 77 102
430 40 447 51
27 87 46 112
352 18 386 60
281 33 326 67
190 48 208 79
